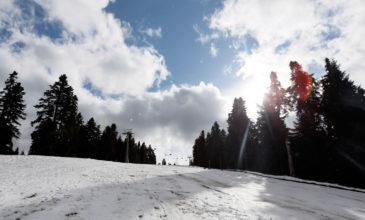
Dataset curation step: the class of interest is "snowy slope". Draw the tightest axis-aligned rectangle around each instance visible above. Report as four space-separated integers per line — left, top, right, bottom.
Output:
1 156 364 220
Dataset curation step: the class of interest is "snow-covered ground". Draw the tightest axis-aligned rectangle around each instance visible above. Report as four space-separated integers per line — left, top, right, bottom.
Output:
1 156 364 220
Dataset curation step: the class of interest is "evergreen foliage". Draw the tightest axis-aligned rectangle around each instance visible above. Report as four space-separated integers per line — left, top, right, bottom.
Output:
226 98 250 169
255 72 289 175
321 58 365 187
192 130 206 167
2 58 365 188
29 74 78 156
0 71 26 154
191 58 365 189
28 74 156 164
79 117 101 158
206 122 226 169
287 62 326 180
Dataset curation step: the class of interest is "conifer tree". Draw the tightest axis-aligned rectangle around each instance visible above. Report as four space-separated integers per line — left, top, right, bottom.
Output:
0 71 26 154
192 130 206 167
64 112 84 157
115 136 125 162
321 58 365 187
288 62 326 180
79 117 101 158
226 98 250 169
29 74 78 156
206 122 226 169
146 145 156 164
242 122 259 171
99 124 118 161
140 142 147 164
256 72 289 175
134 141 142 163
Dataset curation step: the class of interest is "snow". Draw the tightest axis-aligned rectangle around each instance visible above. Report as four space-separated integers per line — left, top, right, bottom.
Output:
1 156 364 220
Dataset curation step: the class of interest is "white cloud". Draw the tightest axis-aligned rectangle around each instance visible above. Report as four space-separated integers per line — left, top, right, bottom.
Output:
210 43 218 57
193 24 219 45
96 82 228 163
141 27 162 38
0 0 228 164
0 0 169 97
207 0 365 101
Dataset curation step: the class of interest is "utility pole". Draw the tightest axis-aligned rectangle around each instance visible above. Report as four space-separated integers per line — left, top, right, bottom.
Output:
122 129 133 163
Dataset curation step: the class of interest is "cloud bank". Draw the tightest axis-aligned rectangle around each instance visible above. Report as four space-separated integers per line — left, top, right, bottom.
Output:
0 0 227 163
201 0 365 117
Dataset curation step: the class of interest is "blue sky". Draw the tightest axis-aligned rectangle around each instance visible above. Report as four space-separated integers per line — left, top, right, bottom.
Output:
1 0 365 164
105 0 238 90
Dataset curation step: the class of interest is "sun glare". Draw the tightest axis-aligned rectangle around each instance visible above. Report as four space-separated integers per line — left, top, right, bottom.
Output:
241 76 269 119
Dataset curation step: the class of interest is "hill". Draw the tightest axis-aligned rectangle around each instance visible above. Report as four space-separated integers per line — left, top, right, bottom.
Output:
1 156 364 219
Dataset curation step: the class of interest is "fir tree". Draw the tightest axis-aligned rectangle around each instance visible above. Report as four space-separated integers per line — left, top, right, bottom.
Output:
0 71 26 154
80 117 101 158
256 72 289 175
206 122 226 169
29 74 78 156
64 112 84 157
146 145 156 164
115 135 125 162
288 61 326 180
140 142 147 164
321 58 365 187
99 124 118 161
242 122 259 171
192 130 206 167
226 97 250 169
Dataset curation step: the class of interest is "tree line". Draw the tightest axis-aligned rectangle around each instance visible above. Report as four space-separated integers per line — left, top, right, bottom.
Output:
0 73 156 165
192 58 365 188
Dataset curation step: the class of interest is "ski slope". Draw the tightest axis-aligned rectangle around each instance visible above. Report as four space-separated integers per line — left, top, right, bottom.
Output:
1 156 364 220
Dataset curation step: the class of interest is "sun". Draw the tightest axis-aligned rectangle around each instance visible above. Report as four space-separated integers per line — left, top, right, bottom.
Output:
240 76 269 119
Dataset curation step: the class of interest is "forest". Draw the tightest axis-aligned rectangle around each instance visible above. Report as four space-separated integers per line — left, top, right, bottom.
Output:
0 73 156 165
1 58 365 188
192 58 365 188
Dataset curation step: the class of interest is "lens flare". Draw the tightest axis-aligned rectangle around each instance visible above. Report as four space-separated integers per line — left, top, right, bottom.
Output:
291 63 312 101
237 122 250 169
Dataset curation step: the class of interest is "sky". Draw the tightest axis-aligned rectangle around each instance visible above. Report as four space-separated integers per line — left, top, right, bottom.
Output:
1 0 365 164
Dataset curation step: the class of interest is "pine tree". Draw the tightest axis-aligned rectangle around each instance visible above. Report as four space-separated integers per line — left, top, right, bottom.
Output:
0 71 26 154
206 122 226 169
321 58 365 187
256 72 289 175
29 119 57 155
162 158 166 165
146 145 156 164
99 124 118 161
140 142 147 164
29 74 78 156
242 122 259 171
226 97 250 169
192 130 206 167
135 141 142 163
288 61 326 180
115 136 125 162
80 117 101 158
64 112 84 157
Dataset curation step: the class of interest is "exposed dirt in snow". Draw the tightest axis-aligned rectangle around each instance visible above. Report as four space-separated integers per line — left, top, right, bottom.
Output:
1 155 364 219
